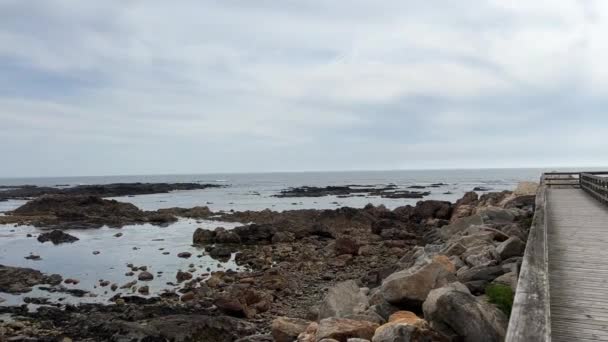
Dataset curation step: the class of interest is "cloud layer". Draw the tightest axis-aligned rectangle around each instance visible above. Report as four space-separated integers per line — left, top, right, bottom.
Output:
1 0 607 177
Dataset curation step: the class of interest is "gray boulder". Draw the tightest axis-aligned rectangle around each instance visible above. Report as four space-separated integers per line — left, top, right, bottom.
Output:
381 256 456 308
496 237 525 260
423 282 508 342
319 280 370 319
439 215 483 240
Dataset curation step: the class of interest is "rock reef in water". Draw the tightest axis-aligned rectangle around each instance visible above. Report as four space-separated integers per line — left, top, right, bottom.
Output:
274 185 431 199
0 182 224 201
2 194 178 228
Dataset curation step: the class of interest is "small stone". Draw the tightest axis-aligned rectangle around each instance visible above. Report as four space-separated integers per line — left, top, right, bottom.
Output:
178 252 192 258
138 285 149 295
92 251 100 255
138 271 154 281
64 278 79 285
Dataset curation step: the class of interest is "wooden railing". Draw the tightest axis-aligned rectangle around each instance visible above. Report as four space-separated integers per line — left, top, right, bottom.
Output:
580 173 608 205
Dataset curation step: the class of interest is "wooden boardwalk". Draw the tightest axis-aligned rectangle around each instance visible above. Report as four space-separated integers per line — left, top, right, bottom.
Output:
548 188 608 341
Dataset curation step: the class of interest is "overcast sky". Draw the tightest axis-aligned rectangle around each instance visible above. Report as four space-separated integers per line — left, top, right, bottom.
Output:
1 1 607 177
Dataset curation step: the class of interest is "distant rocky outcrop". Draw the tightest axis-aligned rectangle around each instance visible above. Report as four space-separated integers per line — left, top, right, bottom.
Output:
0 182 224 201
3 195 178 228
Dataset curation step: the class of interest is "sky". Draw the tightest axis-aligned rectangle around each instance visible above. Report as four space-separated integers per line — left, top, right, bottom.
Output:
1 0 608 177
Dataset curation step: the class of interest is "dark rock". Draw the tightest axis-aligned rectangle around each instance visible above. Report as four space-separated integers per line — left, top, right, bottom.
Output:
0 265 62 294
334 236 360 256
37 230 79 244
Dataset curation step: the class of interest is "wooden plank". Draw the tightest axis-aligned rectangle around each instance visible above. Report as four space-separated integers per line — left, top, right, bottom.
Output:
548 188 608 341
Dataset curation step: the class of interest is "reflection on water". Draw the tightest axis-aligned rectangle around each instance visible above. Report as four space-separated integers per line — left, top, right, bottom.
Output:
0 219 242 307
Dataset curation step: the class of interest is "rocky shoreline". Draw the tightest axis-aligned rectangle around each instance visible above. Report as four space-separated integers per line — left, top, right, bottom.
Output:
0 182 537 341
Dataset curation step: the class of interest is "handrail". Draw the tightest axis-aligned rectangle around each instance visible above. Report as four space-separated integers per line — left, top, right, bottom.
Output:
580 173 608 205
505 184 551 342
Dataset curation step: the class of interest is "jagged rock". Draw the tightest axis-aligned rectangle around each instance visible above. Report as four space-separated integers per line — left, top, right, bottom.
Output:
272 231 296 243
37 230 79 244
422 283 507 342
457 265 505 283
215 228 242 244
477 207 516 224
0 265 62 294
193 228 215 244
439 215 483 240
496 237 525 260
272 317 312 342
316 318 379 342
381 256 456 308
412 201 452 221
319 280 369 319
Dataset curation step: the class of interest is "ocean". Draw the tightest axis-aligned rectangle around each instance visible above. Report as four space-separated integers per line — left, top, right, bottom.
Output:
0 168 551 214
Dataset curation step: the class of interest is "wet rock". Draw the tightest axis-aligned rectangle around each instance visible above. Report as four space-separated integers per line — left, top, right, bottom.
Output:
176 270 193 282
120 280 137 289
24 254 41 260
215 228 242 244
0 265 62 294
138 285 149 295
422 282 507 342
381 256 456 308
271 317 312 342
99 280 110 287
193 227 216 244
181 292 195 301
114 232 123 237
92 251 100 255
316 318 379 342
64 278 79 285
319 280 369 319
496 236 526 260
492 272 518 291
138 271 154 281
177 252 192 258
37 230 79 244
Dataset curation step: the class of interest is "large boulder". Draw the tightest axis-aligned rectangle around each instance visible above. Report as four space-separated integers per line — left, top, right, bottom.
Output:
381 256 456 308
215 228 242 244
272 317 312 342
477 207 516 224
439 215 483 241
412 201 452 221
316 318 378 342
372 311 445 342
422 283 507 342
319 280 369 319
496 237 525 260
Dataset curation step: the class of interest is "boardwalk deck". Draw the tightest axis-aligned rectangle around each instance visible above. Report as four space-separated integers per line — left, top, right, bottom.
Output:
548 188 608 341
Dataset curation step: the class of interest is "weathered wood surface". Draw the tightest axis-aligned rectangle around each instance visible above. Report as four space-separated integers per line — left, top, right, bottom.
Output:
548 188 608 341
506 185 551 342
